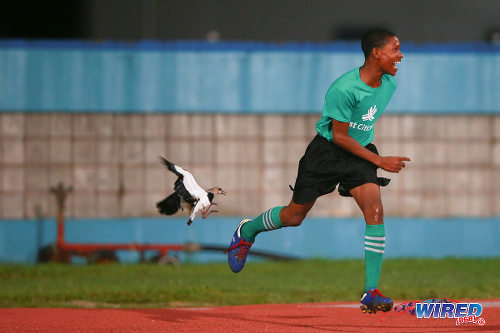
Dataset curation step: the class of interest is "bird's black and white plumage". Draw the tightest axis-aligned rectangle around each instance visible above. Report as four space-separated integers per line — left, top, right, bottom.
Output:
156 157 226 225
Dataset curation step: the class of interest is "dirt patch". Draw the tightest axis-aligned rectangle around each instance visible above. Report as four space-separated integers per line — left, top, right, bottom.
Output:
66 300 121 308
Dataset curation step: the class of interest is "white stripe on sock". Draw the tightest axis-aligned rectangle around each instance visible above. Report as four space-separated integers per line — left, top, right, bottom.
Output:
365 246 385 254
364 241 385 248
264 209 273 230
262 210 270 230
365 235 386 241
267 208 276 229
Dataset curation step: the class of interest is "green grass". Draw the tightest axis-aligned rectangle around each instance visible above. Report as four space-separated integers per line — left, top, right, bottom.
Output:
1 258 499 308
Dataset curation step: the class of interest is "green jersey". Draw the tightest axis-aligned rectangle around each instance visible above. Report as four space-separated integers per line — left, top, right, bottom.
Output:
316 67 397 146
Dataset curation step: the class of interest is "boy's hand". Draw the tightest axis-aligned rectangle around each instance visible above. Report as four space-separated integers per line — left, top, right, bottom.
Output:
378 156 411 173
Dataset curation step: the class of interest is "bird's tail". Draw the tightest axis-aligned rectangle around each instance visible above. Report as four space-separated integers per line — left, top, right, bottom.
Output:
156 192 181 215
159 156 182 177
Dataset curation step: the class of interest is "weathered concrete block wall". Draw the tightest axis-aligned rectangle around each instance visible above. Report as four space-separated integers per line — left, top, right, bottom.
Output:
1 113 498 219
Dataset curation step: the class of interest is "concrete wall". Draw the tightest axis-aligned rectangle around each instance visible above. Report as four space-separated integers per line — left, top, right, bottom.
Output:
1 113 498 219
2 216 499 263
3 42 499 113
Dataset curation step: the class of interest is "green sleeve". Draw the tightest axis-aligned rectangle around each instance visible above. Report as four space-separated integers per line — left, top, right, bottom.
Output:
324 88 355 123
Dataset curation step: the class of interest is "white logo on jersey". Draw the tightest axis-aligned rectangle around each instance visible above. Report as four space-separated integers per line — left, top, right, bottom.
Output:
362 105 377 121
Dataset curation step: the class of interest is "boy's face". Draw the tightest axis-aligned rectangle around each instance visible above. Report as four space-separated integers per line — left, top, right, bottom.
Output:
376 36 404 76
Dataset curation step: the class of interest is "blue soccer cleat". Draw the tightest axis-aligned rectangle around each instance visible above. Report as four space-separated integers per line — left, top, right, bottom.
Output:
360 288 393 314
224 219 254 273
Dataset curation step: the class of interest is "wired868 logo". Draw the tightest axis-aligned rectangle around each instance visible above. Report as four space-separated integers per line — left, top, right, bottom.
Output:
392 298 485 326
416 301 485 326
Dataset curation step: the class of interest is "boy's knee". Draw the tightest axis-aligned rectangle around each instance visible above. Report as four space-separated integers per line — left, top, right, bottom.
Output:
373 206 383 223
363 204 384 223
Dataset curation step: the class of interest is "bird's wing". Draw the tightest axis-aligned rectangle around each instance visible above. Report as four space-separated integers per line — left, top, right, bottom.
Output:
174 178 197 203
174 167 207 200
159 156 183 178
160 157 200 201
187 197 210 225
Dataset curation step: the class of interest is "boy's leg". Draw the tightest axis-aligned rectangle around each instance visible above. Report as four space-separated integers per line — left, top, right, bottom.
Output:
226 199 314 273
240 206 285 242
350 183 392 313
241 199 316 241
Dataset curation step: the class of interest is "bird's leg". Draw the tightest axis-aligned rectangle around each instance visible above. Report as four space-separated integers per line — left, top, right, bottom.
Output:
202 209 219 218
202 203 218 218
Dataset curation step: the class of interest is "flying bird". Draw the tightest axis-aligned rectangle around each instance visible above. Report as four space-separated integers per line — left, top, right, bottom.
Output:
156 157 226 225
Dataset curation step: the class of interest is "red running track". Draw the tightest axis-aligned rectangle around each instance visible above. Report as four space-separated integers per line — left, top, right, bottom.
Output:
1 300 499 332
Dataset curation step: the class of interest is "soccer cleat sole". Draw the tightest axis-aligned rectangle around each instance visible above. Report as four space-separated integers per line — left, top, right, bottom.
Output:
360 302 393 314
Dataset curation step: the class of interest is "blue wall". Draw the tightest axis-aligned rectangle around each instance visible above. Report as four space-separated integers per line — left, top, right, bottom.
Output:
1 216 499 264
1 40 499 113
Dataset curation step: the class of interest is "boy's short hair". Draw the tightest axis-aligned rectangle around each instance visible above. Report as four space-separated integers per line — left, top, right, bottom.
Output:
361 28 397 59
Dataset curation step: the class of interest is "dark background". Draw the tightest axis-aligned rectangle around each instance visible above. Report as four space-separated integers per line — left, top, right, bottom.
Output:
1 0 499 42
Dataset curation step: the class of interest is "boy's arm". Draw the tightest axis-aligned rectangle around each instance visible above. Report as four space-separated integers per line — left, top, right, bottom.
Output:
331 120 410 173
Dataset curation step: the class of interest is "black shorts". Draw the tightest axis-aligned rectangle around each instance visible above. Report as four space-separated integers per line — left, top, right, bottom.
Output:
292 134 383 204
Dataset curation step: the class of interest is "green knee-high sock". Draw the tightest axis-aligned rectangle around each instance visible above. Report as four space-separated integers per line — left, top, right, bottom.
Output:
364 224 386 292
240 206 285 242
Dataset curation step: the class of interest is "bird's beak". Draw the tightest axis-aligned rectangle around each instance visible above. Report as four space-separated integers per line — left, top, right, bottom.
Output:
220 189 227 196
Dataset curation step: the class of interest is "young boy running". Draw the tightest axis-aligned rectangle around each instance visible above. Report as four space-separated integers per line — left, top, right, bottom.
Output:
225 28 410 314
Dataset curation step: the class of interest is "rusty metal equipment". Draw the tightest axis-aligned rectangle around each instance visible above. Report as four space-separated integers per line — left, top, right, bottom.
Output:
41 182 185 264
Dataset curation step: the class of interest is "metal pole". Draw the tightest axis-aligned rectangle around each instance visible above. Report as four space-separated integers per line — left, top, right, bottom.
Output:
49 182 73 249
